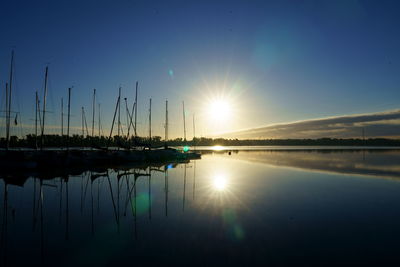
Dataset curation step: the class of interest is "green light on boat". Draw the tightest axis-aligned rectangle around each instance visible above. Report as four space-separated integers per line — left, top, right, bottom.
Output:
183 146 190 152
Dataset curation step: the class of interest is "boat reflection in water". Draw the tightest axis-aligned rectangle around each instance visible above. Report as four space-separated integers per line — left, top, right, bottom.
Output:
2 148 400 266
0 159 197 266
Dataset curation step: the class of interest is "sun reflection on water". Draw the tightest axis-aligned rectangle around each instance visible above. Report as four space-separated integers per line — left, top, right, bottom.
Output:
212 145 224 151
212 174 228 191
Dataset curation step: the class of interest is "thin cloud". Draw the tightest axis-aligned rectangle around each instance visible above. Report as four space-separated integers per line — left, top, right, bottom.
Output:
221 109 400 139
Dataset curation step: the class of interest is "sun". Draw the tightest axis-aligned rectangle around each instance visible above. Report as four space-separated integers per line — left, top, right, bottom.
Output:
207 98 231 122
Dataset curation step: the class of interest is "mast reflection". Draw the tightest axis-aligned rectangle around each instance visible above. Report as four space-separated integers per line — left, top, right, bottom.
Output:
0 159 198 265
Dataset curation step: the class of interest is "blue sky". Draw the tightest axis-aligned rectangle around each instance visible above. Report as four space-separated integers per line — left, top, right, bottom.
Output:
1 0 399 138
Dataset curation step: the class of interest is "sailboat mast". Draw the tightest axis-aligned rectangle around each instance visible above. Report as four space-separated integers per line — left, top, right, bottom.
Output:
5 83 9 149
35 91 39 149
149 98 152 141
118 87 121 137
182 101 186 141
81 107 84 136
124 98 130 138
165 100 168 142
92 89 96 137
40 66 48 150
107 92 120 148
67 88 71 150
61 98 64 136
6 50 14 150
134 81 138 138
193 113 195 146
83 107 89 136
98 103 101 136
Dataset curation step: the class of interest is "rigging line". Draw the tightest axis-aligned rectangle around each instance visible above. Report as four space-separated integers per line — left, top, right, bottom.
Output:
106 175 119 225
127 99 136 137
37 100 43 134
124 98 132 138
107 93 120 148
120 123 125 136
83 108 89 137
40 66 48 150
82 172 90 211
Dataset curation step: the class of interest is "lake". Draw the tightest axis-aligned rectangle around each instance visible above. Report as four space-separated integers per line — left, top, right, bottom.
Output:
1 147 400 266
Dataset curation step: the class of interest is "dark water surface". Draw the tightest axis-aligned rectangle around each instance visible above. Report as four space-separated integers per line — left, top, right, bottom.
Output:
1 149 400 266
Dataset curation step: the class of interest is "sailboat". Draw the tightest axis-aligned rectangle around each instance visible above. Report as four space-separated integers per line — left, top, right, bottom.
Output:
0 67 200 172
0 50 37 169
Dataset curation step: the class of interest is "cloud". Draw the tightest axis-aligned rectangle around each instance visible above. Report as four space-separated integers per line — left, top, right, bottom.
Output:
220 109 400 139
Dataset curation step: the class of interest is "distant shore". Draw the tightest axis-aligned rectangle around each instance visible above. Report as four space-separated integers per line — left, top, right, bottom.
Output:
1 134 399 148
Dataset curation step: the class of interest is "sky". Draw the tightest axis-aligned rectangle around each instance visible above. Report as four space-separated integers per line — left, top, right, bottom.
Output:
0 0 399 139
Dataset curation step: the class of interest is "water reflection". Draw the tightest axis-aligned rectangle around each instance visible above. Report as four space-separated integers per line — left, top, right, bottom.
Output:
1 150 400 266
212 145 224 151
212 174 228 191
0 160 193 266
182 164 186 211
219 149 400 179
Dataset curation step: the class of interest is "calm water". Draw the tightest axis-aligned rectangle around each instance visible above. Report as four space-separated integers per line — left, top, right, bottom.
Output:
1 149 400 266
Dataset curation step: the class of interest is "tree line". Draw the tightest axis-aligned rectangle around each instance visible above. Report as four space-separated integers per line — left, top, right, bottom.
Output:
1 135 399 148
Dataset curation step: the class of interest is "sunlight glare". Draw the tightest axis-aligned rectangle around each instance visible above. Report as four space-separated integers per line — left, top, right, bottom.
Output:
208 98 231 121
212 145 224 151
213 175 228 191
